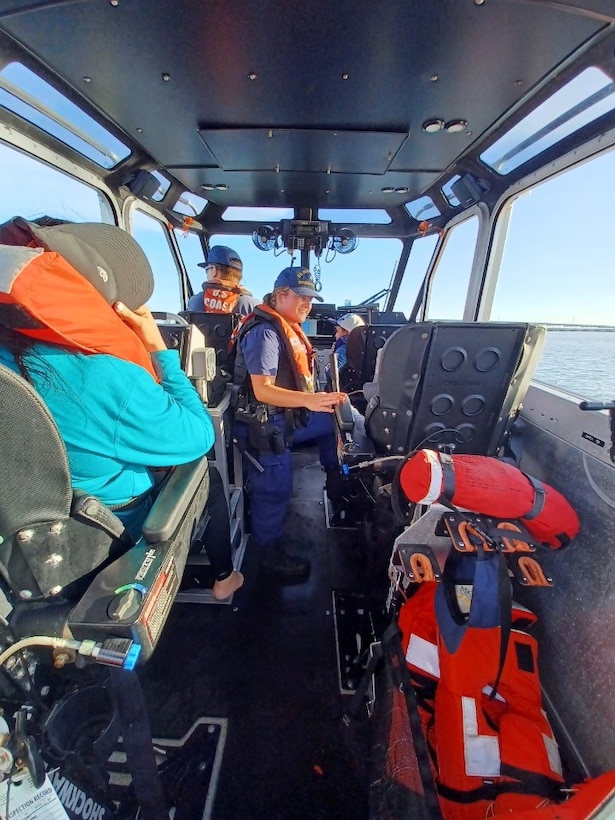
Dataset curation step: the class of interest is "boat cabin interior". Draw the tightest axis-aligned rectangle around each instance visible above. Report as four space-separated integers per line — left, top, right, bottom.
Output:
1 1 615 818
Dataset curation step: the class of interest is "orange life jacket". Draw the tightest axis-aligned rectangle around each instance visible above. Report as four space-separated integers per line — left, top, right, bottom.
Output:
0 245 157 380
397 553 564 819
493 770 615 817
234 304 315 395
200 281 243 314
257 303 315 391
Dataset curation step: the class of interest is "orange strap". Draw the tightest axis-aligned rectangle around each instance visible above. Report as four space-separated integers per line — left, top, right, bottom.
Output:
497 521 534 553
517 556 551 587
409 552 437 582
456 520 495 553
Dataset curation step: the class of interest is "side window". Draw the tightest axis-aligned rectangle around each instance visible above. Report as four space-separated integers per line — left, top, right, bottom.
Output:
393 234 438 316
131 210 182 313
490 148 615 401
426 216 479 320
0 141 112 224
174 230 207 296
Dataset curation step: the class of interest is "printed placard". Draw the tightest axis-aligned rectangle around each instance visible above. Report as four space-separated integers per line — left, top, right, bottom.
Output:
0 772 69 820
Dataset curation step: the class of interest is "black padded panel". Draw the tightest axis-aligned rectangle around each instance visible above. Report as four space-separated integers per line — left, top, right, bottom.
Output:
0 364 128 598
180 311 236 373
180 311 238 406
345 323 406 385
0 363 72 536
366 322 545 456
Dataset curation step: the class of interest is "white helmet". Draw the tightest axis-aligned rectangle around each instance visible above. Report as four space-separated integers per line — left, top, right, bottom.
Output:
337 313 365 332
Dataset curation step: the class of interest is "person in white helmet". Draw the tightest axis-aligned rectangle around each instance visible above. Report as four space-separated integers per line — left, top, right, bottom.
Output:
330 312 366 369
326 313 367 435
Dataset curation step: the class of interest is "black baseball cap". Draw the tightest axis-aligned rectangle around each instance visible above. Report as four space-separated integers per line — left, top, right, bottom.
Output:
0 216 154 309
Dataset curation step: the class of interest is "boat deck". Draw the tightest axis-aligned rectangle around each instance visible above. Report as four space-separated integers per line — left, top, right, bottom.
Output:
139 448 377 819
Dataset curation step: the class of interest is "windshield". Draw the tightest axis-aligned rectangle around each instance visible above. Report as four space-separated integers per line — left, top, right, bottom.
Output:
190 235 403 310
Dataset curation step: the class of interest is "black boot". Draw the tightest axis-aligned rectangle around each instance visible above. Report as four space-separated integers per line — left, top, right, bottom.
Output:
260 541 310 581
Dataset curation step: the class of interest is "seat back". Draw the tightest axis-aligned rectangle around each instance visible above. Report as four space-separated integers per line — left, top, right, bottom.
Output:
0 362 212 662
345 323 406 386
179 311 237 406
0 364 127 600
365 322 546 456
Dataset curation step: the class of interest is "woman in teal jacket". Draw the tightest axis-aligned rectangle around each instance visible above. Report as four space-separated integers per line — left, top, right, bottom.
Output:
0 226 243 601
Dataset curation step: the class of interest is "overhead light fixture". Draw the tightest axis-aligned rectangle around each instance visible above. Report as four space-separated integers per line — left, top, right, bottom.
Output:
395 187 409 194
200 183 215 191
214 183 228 190
423 118 445 133
381 187 395 193
445 119 468 133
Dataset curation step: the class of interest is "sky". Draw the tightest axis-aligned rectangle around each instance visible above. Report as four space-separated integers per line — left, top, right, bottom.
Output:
1 135 615 327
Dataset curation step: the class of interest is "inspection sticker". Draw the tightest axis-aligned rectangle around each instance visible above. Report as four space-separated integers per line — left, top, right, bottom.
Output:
0 772 69 819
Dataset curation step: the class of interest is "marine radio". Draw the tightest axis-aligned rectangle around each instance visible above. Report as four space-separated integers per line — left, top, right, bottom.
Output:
281 219 330 253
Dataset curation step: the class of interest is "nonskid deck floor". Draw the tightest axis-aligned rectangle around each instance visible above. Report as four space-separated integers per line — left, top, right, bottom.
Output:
138 449 375 819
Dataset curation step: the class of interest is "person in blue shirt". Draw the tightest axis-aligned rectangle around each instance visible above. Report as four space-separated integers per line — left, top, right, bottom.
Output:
0 220 243 601
232 266 346 581
187 245 258 315
330 312 365 370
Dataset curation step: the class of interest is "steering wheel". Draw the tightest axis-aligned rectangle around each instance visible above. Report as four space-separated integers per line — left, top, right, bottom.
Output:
151 311 189 326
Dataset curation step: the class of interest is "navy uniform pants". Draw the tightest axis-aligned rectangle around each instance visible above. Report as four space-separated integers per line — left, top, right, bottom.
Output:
234 411 338 548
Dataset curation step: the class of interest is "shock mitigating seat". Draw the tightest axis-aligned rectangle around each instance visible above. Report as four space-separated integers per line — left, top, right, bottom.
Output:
0 362 212 818
364 321 546 457
179 310 237 407
0 362 210 662
343 323 406 408
0 362 130 604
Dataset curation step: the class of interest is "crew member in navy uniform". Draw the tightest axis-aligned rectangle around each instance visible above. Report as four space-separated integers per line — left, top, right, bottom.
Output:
233 266 346 580
187 245 258 315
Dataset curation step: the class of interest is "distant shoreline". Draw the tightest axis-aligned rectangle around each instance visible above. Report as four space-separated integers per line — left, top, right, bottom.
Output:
542 325 615 331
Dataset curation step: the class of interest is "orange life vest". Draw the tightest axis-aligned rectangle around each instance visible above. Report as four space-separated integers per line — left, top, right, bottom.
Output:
200 282 242 314
0 245 157 380
398 553 564 819
494 770 615 817
235 304 315 394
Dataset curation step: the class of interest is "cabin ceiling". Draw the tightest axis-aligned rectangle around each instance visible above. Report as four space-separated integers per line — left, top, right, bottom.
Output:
0 0 614 212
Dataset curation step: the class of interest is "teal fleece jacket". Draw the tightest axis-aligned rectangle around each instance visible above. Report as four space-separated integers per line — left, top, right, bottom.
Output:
0 344 214 532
